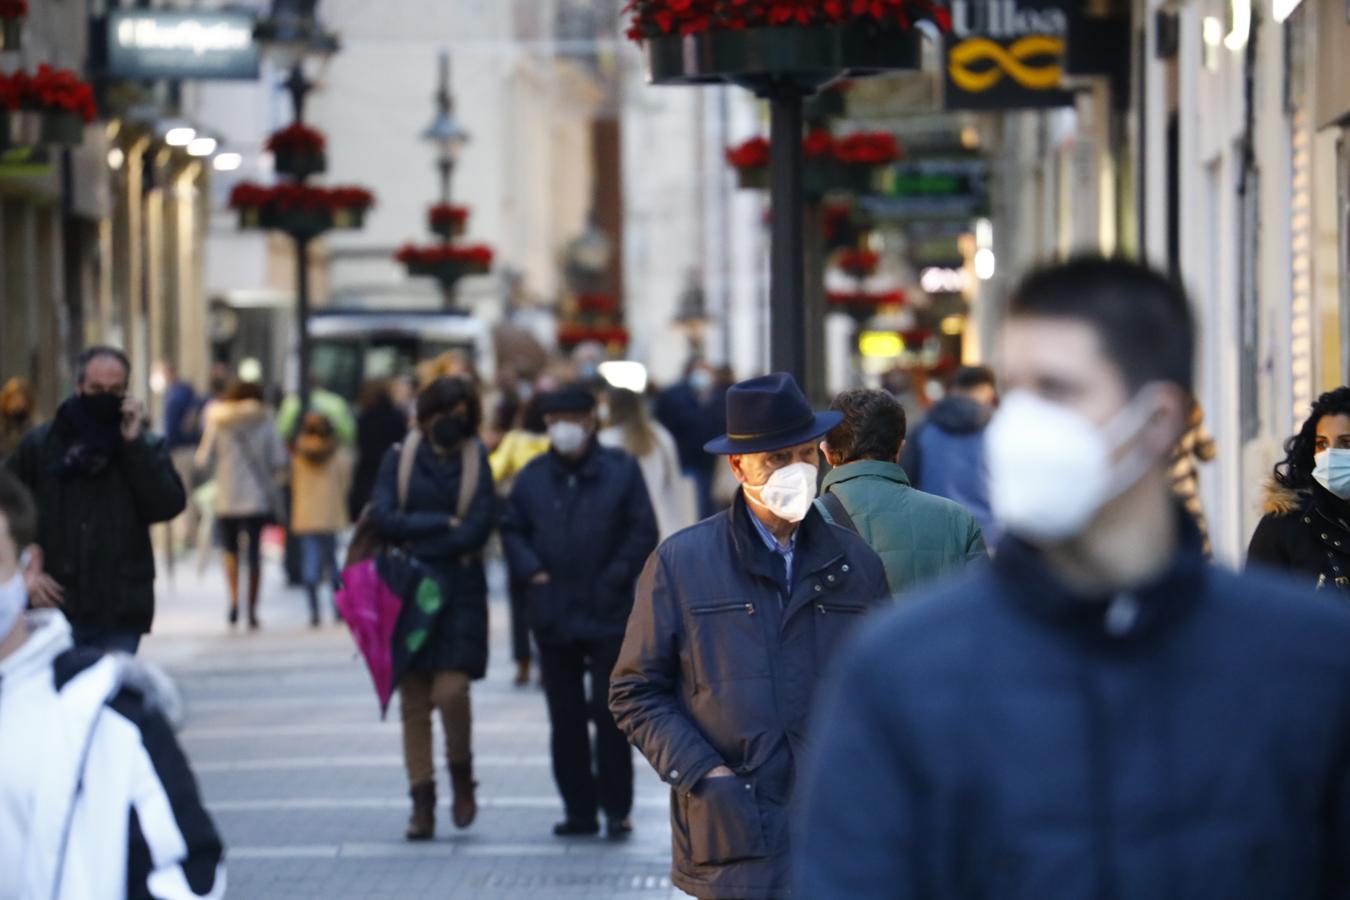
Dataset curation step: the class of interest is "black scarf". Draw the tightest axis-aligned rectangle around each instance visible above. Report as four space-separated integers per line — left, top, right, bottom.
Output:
54 394 124 478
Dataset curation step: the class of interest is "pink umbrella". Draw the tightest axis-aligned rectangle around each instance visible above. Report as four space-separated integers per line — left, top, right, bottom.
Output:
336 559 403 718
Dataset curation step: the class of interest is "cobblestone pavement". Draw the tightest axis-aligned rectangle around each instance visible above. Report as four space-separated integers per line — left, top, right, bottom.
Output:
142 549 682 899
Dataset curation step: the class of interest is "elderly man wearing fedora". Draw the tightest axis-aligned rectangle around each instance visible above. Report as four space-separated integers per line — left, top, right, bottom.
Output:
610 372 890 900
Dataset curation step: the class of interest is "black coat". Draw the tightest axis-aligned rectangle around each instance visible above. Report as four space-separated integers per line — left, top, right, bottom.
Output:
501 442 657 646
609 494 890 900
369 437 495 678
5 422 186 634
654 383 726 475
1247 483 1350 592
796 517 1350 899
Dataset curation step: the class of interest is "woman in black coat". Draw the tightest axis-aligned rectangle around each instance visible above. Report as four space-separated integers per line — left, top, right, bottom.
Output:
1248 386 1350 592
370 377 495 840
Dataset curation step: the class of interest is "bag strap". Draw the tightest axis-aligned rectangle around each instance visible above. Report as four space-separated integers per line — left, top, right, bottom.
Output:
455 438 481 521
817 490 860 536
396 430 422 512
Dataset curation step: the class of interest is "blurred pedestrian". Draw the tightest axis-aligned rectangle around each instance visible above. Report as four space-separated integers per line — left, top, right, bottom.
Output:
655 359 727 520
159 361 205 567
797 258 1350 898
0 470 225 899
5 347 185 653
0 376 35 462
490 395 550 687
610 373 889 900
818 388 986 594
1171 396 1217 557
276 383 356 445
1248 386 1350 590
196 380 288 630
599 387 694 541
291 411 352 627
370 376 495 839
900 364 999 546
502 386 658 839
348 379 410 523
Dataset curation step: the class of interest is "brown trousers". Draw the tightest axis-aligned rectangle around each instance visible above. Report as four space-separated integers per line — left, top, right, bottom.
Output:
399 670 472 786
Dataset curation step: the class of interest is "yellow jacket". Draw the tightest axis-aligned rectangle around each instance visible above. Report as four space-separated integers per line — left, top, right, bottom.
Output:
490 430 549 487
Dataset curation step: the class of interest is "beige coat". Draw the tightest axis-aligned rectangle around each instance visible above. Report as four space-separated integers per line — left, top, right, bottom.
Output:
290 443 352 535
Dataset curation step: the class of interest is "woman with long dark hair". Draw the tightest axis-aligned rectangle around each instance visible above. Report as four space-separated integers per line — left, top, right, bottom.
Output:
1248 387 1350 591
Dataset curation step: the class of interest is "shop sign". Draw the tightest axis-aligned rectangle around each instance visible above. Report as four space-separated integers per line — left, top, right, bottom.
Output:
103 10 258 81
863 157 990 222
944 0 1076 110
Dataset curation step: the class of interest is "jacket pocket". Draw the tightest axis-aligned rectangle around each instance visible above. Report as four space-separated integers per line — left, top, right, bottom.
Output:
526 582 562 638
685 774 767 866
687 600 768 682
811 599 867 668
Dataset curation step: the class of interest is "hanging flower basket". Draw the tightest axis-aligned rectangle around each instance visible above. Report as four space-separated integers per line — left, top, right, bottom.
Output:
330 187 375 229
644 21 923 91
428 204 469 239
267 124 327 178
558 324 630 349
395 244 494 282
261 207 333 240
835 248 880 279
0 0 25 51
40 111 84 146
728 129 898 195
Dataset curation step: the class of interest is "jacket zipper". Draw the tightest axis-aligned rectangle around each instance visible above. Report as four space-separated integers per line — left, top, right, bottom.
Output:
691 602 756 616
815 602 863 615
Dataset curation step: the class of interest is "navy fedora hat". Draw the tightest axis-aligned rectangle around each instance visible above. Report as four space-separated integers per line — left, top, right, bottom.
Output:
703 373 842 455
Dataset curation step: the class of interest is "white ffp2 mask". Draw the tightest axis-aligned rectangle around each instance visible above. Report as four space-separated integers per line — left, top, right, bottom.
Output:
986 389 1161 544
0 550 31 639
548 420 590 455
745 461 818 524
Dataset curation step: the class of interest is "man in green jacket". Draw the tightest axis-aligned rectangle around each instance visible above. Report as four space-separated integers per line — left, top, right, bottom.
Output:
817 388 986 594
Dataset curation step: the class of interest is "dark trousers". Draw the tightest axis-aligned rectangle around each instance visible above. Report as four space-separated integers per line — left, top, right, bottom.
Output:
72 627 142 655
507 578 533 663
537 635 632 823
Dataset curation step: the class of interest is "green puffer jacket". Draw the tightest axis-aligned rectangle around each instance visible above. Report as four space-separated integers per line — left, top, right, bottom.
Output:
817 459 986 595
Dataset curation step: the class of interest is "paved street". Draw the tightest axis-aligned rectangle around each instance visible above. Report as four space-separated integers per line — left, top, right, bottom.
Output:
142 548 681 899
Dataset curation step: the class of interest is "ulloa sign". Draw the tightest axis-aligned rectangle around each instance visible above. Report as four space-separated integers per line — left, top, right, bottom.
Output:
944 0 1076 110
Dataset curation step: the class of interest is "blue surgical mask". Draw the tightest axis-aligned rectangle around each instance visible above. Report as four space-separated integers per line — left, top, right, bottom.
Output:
0 550 31 638
1313 449 1350 499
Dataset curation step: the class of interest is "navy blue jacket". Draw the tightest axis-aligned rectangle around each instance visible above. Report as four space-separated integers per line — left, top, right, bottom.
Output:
611 494 890 900
796 519 1350 899
501 441 657 645
370 437 495 677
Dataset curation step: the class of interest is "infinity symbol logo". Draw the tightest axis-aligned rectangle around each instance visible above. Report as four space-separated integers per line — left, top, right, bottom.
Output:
948 36 1065 92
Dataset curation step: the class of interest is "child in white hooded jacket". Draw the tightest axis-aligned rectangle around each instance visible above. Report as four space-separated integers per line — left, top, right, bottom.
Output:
0 471 224 900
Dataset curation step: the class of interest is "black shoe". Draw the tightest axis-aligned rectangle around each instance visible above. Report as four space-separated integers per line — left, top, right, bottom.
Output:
553 819 600 837
228 607 239 626
606 817 633 840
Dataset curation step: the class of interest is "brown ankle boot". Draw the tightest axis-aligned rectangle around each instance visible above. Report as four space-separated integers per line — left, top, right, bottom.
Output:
449 761 478 829
513 660 530 687
405 782 436 841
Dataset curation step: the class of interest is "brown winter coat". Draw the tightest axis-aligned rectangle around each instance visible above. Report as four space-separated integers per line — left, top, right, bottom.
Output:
291 438 352 535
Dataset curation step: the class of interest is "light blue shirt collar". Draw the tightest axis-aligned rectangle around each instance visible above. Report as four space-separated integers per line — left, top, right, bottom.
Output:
746 501 797 589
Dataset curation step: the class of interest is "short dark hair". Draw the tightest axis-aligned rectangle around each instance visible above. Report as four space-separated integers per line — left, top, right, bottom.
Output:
416 376 482 431
827 389 907 464
76 346 131 384
1009 257 1195 393
952 365 996 393
0 470 37 550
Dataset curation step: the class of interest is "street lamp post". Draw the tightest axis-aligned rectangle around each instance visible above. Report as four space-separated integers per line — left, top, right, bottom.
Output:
254 0 339 417
423 51 470 307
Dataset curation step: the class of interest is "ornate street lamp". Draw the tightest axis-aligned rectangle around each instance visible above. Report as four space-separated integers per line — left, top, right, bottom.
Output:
249 0 358 416
394 52 493 310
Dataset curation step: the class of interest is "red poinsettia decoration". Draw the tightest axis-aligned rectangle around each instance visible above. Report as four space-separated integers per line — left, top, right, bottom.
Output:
0 71 27 111
265 123 325 156
0 0 28 20
228 183 376 213
429 204 469 228
727 129 901 170
835 248 880 278
558 324 630 347
803 128 835 160
822 201 854 242
834 131 902 165
23 65 97 122
395 244 495 268
725 136 771 170
827 288 904 308
624 0 951 41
